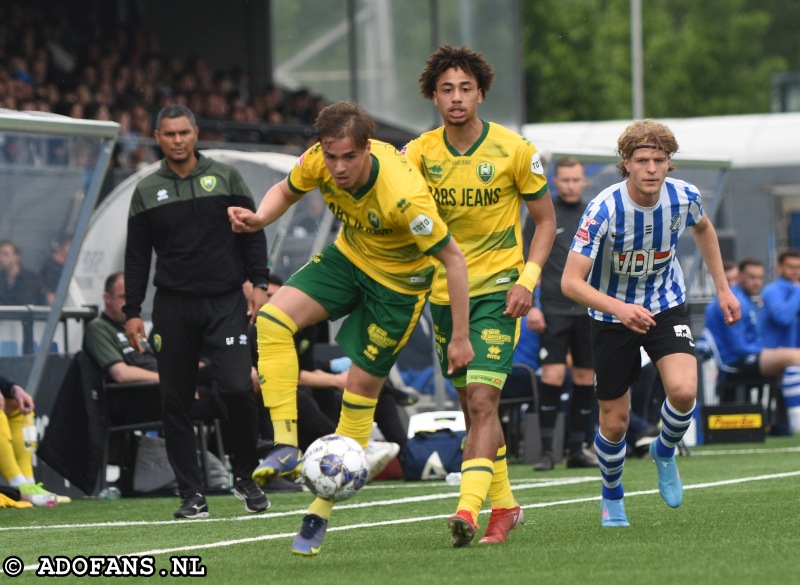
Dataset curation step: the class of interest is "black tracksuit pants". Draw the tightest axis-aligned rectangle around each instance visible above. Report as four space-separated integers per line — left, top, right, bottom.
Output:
152 289 259 494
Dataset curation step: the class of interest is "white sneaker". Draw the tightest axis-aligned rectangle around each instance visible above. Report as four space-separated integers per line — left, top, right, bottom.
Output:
364 441 400 482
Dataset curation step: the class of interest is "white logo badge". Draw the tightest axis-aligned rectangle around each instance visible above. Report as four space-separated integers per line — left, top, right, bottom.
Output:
409 214 434 236
530 152 544 175
156 189 169 201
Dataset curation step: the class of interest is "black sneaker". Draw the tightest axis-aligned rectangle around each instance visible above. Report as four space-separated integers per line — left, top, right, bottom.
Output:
533 452 554 471
566 444 600 468
233 478 271 513
173 493 209 519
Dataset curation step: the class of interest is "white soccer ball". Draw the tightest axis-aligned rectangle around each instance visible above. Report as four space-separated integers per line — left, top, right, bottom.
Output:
301 434 369 502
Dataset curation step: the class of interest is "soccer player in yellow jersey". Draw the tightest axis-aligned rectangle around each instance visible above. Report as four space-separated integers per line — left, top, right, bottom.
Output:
404 45 557 547
228 101 473 556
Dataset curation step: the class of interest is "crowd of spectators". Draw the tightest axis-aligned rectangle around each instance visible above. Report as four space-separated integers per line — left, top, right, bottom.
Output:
0 0 325 170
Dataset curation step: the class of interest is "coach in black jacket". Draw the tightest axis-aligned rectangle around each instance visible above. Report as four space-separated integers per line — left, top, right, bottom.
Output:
123 104 270 518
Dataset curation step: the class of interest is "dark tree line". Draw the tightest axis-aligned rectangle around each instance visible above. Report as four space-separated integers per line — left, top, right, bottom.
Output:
523 0 800 121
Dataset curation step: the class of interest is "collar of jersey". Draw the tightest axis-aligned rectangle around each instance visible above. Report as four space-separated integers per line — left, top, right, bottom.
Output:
443 120 489 157
349 154 380 200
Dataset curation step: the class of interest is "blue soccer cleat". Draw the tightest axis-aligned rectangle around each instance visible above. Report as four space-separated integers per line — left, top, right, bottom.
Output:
252 444 302 486
650 440 683 508
601 497 630 527
291 514 329 557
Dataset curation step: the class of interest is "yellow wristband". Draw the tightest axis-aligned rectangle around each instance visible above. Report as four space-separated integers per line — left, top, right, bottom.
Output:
515 261 541 293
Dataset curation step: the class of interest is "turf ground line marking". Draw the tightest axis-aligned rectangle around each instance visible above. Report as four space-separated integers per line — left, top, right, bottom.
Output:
689 446 800 456
0 477 600 533
14 469 800 574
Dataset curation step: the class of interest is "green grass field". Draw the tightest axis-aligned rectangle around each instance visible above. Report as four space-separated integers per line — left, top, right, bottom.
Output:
3 436 799 585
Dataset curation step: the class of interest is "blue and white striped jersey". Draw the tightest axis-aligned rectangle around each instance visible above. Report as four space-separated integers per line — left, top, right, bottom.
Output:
570 176 703 322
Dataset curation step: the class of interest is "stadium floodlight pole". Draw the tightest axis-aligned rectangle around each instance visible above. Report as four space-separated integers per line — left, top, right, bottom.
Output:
631 0 644 119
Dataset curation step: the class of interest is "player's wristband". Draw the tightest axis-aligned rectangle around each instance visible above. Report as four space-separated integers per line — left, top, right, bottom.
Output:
515 262 542 293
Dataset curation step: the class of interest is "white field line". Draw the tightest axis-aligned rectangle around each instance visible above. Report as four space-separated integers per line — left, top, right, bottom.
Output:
0 476 598 533
12 469 800 574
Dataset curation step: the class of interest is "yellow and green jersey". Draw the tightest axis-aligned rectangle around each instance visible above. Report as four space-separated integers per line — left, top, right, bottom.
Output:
287 139 451 295
403 121 549 303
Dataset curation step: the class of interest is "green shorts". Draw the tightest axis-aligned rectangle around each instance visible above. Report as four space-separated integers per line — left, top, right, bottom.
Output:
286 244 429 377
430 291 519 383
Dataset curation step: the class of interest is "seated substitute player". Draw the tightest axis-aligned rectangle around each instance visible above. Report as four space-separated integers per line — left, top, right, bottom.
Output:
561 119 739 527
228 100 473 556
0 374 68 506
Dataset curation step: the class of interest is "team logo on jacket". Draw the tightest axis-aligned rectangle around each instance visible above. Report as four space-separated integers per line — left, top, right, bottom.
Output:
612 249 672 276
367 210 382 229
200 176 217 192
476 162 495 184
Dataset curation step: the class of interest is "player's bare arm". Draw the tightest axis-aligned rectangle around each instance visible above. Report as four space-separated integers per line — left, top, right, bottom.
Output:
691 215 741 325
561 250 655 334
505 195 557 317
228 178 300 233
432 238 474 373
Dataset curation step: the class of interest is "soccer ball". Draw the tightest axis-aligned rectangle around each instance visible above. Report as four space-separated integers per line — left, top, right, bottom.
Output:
301 434 369 502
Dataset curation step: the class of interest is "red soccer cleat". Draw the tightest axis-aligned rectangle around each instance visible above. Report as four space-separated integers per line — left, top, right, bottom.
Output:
448 509 479 548
478 506 524 544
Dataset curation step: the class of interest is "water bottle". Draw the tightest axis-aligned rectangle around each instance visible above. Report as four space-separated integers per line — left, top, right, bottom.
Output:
98 486 121 500
445 472 461 486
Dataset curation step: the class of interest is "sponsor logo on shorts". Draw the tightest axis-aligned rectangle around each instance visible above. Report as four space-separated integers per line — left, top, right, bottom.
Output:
472 373 504 386
368 324 398 349
673 324 694 345
480 329 512 345
487 346 501 360
363 344 379 361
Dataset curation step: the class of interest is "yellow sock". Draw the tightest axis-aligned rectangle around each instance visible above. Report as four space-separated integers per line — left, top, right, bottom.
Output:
273 419 298 447
457 457 494 522
0 411 24 482
8 410 35 479
257 304 300 446
308 496 336 520
304 391 376 522
335 390 377 448
487 445 516 509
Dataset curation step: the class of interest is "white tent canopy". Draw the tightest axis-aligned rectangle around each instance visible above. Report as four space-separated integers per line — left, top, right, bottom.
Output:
523 112 800 169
